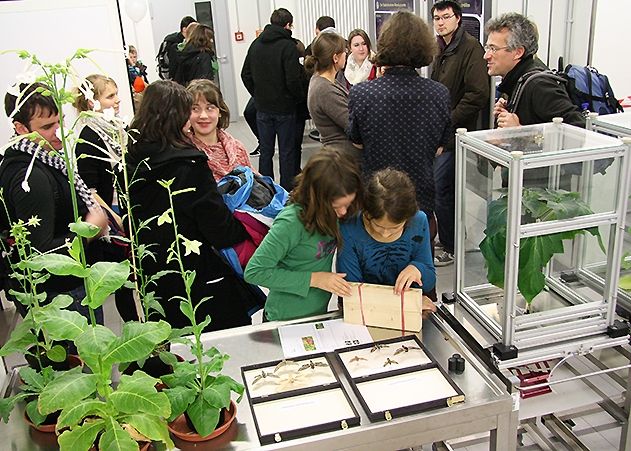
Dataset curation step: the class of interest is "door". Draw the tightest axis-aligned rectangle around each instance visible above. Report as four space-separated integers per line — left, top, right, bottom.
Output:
196 0 239 118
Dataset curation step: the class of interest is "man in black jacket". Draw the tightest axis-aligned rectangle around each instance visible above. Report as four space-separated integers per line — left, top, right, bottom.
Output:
430 0 489 267
241 8 303 190
159 15 196 80
2 83 107 321
485 12 583 129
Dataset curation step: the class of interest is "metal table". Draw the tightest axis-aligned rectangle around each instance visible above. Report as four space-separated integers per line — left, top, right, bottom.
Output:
0 312 516 450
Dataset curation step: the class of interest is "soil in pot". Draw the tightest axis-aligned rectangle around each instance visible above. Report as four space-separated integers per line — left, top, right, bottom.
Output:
168 400 237 442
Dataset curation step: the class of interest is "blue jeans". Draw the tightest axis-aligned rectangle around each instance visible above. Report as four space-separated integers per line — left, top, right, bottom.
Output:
256 111 297 190
433 151 455 254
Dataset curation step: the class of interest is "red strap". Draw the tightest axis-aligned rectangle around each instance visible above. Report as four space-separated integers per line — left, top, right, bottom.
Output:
400 291 405 335
357 283 366 326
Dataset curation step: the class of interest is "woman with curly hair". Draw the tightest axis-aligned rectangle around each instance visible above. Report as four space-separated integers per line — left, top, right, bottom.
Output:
348 11 452 266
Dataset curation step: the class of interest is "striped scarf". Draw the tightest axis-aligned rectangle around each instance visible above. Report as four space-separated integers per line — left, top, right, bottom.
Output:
13 137 97 209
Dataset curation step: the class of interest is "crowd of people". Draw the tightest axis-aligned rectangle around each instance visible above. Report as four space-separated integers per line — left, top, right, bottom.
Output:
1 1 590 333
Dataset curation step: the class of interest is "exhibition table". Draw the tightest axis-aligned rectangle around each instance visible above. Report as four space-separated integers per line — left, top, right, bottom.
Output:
0 312 516 450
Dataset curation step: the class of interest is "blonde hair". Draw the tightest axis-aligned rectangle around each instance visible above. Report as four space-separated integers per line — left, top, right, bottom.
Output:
73 74 117 112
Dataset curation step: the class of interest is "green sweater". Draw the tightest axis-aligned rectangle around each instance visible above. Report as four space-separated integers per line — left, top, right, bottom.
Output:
244 204 336 321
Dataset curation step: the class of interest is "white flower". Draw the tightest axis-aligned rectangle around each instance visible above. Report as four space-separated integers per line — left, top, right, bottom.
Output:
21 180 30 192
55 127 63 141
102 107 115 121
21 145 39 193
92 100 101 112
7 83 20 97
15 70 38 84
120 115 130 127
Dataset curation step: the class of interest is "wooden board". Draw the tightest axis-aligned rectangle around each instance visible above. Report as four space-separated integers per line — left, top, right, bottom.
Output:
343 283 422 332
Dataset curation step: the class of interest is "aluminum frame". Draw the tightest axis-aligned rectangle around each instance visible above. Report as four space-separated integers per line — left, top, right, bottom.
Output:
454 121 631 362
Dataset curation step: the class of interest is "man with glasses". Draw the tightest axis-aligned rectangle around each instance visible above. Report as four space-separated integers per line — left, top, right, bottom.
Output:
430 0 489 267
485 12 583 129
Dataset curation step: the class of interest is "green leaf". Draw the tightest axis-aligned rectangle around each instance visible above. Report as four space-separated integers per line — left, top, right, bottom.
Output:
49 294 74 309
0 318 37 357
164 386 197 421
201 383 231 409
123 414 174 448
57 399 108 430
68 236 82 261
25 399 47 426
620 274 631 291
46 344 67 363
85 261 131 309
161 361 197 388
19 367 46 392
186 393 221 437
75 325 117 371
179 300 194 322
110 373 171 417
214 374 245 402
38 368 98 414
158 351 178 366
22 253 89 277
69 220 101 239
33 308 89 342
0 394 27 423
58 419 105 451
7 290 46 308
102 320 171 366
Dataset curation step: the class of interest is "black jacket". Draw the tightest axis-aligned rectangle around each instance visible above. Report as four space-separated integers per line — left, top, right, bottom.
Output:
164 31 185 79
76 126 115 207
172 45 215 86
431 26 490 143
126 142 258 331
498 55 585 128
0 148 88 294
241 24 303 114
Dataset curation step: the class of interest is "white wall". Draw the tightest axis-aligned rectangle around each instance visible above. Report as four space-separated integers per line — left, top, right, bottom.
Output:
0 0 131 148
119 0 160 83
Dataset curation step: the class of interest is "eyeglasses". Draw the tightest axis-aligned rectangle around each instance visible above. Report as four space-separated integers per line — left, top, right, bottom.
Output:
483 45 510 54
433 13 455 22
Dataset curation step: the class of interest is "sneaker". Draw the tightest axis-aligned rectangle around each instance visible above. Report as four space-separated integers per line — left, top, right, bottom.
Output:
249 146 260 156
434 250 454 267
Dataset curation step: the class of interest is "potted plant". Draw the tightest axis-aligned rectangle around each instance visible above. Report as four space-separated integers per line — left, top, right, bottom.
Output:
155 179 244 441
480 187 601 310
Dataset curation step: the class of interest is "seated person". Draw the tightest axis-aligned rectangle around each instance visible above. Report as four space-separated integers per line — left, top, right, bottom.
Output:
186 79 253 181
337 168 436 314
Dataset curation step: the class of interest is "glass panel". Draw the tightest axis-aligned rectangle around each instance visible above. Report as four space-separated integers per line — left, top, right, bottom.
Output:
467 122 621 156
594 111 631 134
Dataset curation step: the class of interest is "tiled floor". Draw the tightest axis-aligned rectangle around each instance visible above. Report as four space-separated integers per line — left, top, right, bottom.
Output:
0 117 628 450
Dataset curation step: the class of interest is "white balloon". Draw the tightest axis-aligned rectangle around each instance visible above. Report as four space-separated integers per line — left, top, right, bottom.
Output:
125 0 147 23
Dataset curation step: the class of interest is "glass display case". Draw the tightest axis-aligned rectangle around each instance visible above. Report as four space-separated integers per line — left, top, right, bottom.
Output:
454 119 631 364
586 112 631 315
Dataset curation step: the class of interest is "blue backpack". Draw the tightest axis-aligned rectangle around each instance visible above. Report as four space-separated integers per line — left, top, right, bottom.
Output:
560 58 623 115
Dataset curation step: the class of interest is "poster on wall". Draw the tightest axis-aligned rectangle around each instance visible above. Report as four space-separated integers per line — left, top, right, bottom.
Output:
375 0 415 39
461 16 482 41
459 0 482 15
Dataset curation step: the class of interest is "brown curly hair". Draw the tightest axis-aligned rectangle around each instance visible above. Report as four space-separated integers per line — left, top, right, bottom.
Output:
374 11 437 68
291 148 362 244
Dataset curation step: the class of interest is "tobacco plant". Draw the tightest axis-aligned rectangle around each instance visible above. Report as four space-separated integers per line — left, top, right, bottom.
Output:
480 187 600 305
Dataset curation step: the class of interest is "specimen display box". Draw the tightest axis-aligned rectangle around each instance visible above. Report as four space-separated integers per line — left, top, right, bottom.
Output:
343 282 423 332
241 353 360 445
453 120 631 367
335 336 465 422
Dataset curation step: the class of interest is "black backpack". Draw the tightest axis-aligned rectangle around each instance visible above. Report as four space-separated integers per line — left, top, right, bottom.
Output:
156 39 176 80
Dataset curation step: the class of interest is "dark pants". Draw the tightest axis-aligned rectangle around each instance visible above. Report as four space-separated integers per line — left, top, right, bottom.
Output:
433 151 455 254
256 111 297 191
294 118 306 173
244 97 259 140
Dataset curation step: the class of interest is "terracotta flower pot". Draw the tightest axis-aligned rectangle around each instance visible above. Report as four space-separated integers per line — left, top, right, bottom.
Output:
88 441 151 450
168 400 237 442
23 410 59 433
